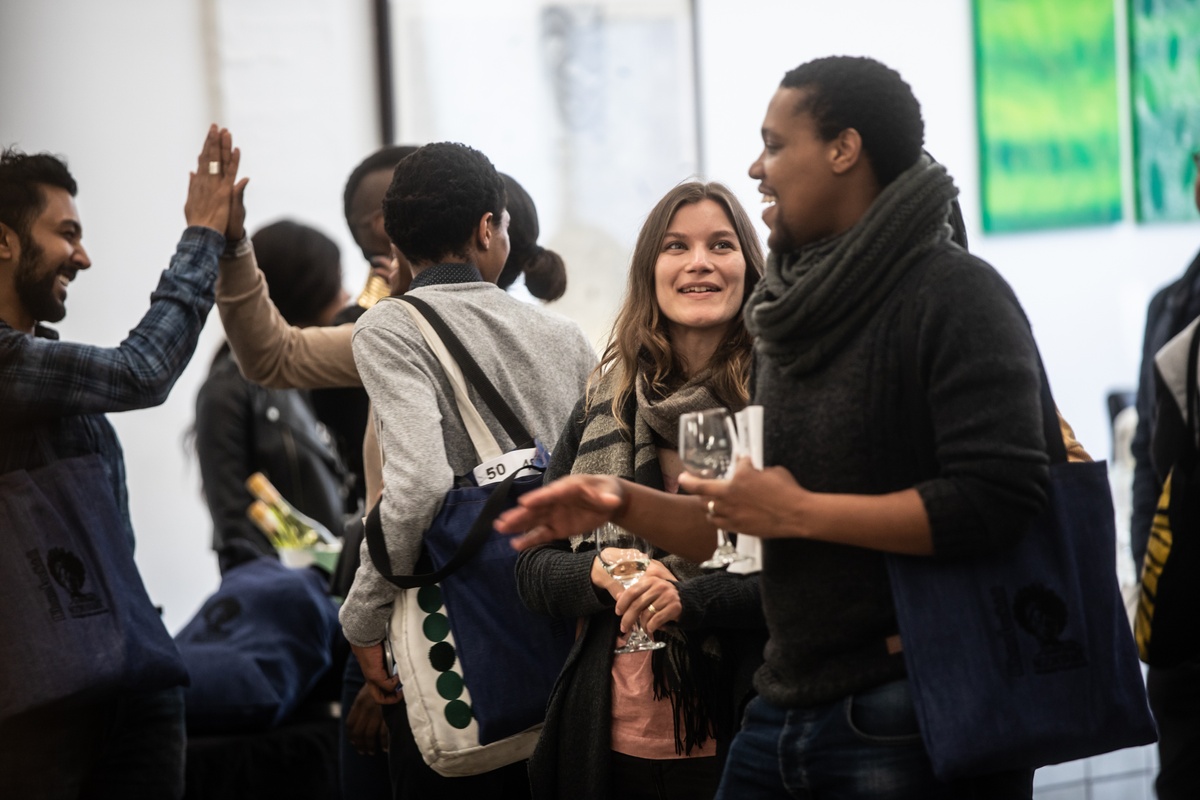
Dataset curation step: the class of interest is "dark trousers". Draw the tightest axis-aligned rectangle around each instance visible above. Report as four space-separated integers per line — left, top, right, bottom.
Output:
0 686 186 800
1148 657 1200 800
381 700 531 800
610 751 721 800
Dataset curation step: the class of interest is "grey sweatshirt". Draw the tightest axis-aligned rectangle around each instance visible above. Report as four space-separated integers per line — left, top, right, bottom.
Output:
340 280 596 647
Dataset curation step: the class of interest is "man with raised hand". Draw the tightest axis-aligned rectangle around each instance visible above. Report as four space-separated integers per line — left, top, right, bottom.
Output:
0 125 244 798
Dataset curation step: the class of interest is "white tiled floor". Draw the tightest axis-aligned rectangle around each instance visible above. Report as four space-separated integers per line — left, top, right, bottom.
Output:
1032 744 1159 799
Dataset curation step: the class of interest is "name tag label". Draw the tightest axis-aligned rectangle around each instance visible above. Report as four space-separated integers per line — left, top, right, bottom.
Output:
473 447 539 486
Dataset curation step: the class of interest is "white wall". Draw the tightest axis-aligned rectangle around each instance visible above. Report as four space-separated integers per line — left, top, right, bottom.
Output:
696 0 1200 460
2 0 1197 630
0 0 379 631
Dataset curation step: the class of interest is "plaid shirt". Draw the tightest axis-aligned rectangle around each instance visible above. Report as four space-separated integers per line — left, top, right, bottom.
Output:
0 226 224 548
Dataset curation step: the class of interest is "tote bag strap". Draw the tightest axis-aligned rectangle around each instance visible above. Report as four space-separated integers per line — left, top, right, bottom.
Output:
393 294 535 454
363 294 539 589
900 294 1066 475
363 464 538 589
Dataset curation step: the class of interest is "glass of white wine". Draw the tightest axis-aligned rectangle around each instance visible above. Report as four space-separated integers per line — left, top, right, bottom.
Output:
595 522 666 655
678 407 749 569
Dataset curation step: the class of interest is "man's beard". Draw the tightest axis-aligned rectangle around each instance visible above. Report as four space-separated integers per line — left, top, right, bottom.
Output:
14 238 68 324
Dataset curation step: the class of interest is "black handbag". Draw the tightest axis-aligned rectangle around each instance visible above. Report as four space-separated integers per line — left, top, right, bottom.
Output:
0 453 189 719
888 324 1157 780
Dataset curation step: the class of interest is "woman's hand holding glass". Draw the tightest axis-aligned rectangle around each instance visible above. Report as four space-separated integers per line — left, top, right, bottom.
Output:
594 523 667 655
613 569 682 636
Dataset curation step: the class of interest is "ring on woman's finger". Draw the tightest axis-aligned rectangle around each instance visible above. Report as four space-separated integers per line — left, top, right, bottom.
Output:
208 160 220 175
706 499 715 518
647 604 657 616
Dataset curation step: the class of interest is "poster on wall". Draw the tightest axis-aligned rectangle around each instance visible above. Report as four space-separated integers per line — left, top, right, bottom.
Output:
1129 0 1200 223
973 0 1122 233
389 0 699 344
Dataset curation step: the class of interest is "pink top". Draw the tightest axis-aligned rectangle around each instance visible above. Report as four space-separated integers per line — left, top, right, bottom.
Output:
609 460 709 760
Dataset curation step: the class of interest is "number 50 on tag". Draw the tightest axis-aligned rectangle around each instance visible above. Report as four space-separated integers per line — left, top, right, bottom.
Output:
473 448 538 487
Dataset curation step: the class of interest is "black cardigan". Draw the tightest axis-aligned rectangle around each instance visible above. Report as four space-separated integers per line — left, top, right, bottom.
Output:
515 394 766 800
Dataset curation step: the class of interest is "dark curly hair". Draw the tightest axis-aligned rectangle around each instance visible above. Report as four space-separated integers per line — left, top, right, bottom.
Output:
496 173 566 301
0 148 77 244
781 56 924 187
382 142 506 267
251 220 343 327
342 144 420 225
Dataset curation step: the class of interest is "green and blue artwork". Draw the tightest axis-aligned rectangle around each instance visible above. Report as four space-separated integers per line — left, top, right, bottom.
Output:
974 0 1122 232
1130 0 1200 222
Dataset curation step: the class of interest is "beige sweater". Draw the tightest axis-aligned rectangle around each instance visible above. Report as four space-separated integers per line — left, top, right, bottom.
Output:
216 242 383 503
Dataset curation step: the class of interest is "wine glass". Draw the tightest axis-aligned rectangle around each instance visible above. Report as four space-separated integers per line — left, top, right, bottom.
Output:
678 407 749 569
595 523 667 655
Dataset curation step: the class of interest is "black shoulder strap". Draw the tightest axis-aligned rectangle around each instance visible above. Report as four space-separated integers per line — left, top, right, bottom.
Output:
362 294 541 586
395 294 533 449
363 464 542 588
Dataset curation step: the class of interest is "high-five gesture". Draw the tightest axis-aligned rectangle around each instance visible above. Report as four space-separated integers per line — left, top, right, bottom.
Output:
184 124 246 234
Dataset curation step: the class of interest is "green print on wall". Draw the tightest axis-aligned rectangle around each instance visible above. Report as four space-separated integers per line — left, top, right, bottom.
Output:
1130 0 1200 222
974 0 1123 232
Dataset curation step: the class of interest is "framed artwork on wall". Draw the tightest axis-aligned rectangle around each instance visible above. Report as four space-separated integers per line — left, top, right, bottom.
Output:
1129 0 1200 223
974 0 1122 232
385 0 700 343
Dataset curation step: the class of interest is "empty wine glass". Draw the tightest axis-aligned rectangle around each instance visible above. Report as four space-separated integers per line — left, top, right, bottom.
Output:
595 522 666 655
678 407 748 569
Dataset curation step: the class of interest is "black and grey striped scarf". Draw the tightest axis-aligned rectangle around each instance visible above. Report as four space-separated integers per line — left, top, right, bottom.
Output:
569 367 728 755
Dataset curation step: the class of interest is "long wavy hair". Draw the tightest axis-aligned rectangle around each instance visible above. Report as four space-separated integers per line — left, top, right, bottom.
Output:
589 181 764 427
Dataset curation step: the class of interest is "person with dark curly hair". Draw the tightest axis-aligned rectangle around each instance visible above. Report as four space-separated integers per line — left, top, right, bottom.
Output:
341 142 596 799
497 56 1050 799
213 156 572 798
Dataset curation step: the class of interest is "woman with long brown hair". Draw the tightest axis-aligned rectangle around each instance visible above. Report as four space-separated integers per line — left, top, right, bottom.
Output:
516 181 767 800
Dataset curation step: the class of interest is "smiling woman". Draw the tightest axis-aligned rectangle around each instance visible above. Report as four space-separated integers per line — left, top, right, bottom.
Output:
601 181 764 427
513 181 766 800
654 199 748 374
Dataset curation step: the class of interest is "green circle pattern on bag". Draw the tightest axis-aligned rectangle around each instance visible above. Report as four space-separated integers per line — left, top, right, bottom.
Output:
417 584 472 729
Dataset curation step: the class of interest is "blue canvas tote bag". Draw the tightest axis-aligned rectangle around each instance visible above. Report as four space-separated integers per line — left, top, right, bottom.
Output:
174 556 340 733
0 454 189 719
363 295 573 777
890 322 1157 779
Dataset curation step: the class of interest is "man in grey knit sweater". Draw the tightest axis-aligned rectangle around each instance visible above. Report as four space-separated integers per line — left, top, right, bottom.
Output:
499 57 1049 799
341 143 595 798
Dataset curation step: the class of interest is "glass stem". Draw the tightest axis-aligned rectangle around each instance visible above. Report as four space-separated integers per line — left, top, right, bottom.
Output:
715 527 734 551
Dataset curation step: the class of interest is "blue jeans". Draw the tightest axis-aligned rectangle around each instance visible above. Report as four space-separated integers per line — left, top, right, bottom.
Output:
716 681 1032 800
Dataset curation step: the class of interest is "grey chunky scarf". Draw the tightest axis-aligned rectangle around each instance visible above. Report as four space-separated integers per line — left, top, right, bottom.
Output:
745 155 959 376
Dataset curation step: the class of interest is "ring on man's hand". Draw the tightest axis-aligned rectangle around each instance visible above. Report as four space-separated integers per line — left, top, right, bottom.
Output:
208 160 220 175
647 604 657 616
706 499 715 518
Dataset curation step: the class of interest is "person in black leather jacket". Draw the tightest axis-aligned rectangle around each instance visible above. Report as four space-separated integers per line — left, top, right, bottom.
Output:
194 220 350 574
